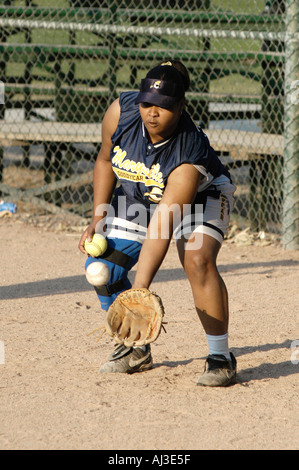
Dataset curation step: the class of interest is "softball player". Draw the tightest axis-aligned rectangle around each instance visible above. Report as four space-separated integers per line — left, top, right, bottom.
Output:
79 60 237 386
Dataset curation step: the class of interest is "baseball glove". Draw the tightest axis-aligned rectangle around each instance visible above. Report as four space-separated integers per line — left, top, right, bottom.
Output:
105 288 165 347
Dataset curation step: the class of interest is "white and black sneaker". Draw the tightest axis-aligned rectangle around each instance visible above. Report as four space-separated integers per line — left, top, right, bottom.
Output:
197 353 237 387
100 344 153 374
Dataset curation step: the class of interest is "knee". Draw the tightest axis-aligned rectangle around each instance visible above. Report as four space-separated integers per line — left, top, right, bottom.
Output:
184 252 216 284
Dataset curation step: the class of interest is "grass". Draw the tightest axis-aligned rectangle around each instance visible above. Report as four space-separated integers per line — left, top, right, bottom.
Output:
212 0 265 14
2 1 283 105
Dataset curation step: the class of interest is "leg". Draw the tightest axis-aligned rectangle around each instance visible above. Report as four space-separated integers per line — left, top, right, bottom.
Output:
177 233 236 386
177 233 237 386
84 236 153 374
85 237 142 311
174 176 237 386
177 233 228 335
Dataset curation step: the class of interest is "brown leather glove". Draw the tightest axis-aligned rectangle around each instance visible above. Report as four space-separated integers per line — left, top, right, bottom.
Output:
105 288 165 347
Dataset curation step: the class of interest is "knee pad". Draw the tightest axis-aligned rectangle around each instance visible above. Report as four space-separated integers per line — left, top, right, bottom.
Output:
85 237 142 311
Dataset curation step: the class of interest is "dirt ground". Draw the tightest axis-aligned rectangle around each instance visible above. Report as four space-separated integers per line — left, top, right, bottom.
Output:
0 214 298 451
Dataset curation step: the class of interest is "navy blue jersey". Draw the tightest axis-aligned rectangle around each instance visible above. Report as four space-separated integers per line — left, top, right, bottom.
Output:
109 91 229 225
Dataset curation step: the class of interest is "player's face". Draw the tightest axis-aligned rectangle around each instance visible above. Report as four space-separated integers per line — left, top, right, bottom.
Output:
139 100 184 144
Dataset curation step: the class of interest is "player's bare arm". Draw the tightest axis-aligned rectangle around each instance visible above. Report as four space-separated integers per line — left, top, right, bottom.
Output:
78 99 120 253
133 164 204 288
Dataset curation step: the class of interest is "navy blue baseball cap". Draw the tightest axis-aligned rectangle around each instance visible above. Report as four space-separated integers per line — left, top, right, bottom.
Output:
135 64 185 109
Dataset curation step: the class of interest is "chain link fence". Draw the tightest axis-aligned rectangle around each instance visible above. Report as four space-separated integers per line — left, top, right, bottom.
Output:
0 0 298 247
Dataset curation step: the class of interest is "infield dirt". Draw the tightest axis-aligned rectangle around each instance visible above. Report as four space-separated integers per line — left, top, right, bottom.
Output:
0 216 298 450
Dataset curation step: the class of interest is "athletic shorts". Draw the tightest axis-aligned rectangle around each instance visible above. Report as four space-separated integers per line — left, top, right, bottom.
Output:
173 174 236 245
105 174 236 246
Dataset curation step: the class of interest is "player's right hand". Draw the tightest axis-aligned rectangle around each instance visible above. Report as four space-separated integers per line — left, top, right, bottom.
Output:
78 225 95 254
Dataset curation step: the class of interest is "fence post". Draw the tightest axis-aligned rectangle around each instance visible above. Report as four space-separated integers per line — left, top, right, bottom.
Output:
283 0 299 250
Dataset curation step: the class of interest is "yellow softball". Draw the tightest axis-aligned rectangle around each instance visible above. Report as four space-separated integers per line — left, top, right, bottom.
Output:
84 233 108 257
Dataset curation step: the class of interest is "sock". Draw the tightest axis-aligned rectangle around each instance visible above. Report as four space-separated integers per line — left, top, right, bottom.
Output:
206 333 230 360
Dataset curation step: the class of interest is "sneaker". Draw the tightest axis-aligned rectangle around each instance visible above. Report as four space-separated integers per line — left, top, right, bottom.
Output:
99 344 153 374
197 353 237 387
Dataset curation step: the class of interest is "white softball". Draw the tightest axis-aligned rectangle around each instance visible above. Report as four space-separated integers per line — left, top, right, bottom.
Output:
85 262 110 286
84 233 108 257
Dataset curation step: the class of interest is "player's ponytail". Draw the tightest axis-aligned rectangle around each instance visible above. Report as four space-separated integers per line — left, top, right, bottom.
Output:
145 59 190 96
161 60 190 92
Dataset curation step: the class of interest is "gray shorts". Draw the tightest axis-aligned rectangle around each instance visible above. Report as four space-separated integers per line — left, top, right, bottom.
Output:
173 174 236 245
105 175 236 246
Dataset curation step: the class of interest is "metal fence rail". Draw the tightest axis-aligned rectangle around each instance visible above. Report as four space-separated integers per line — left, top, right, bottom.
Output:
0 0 298 248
